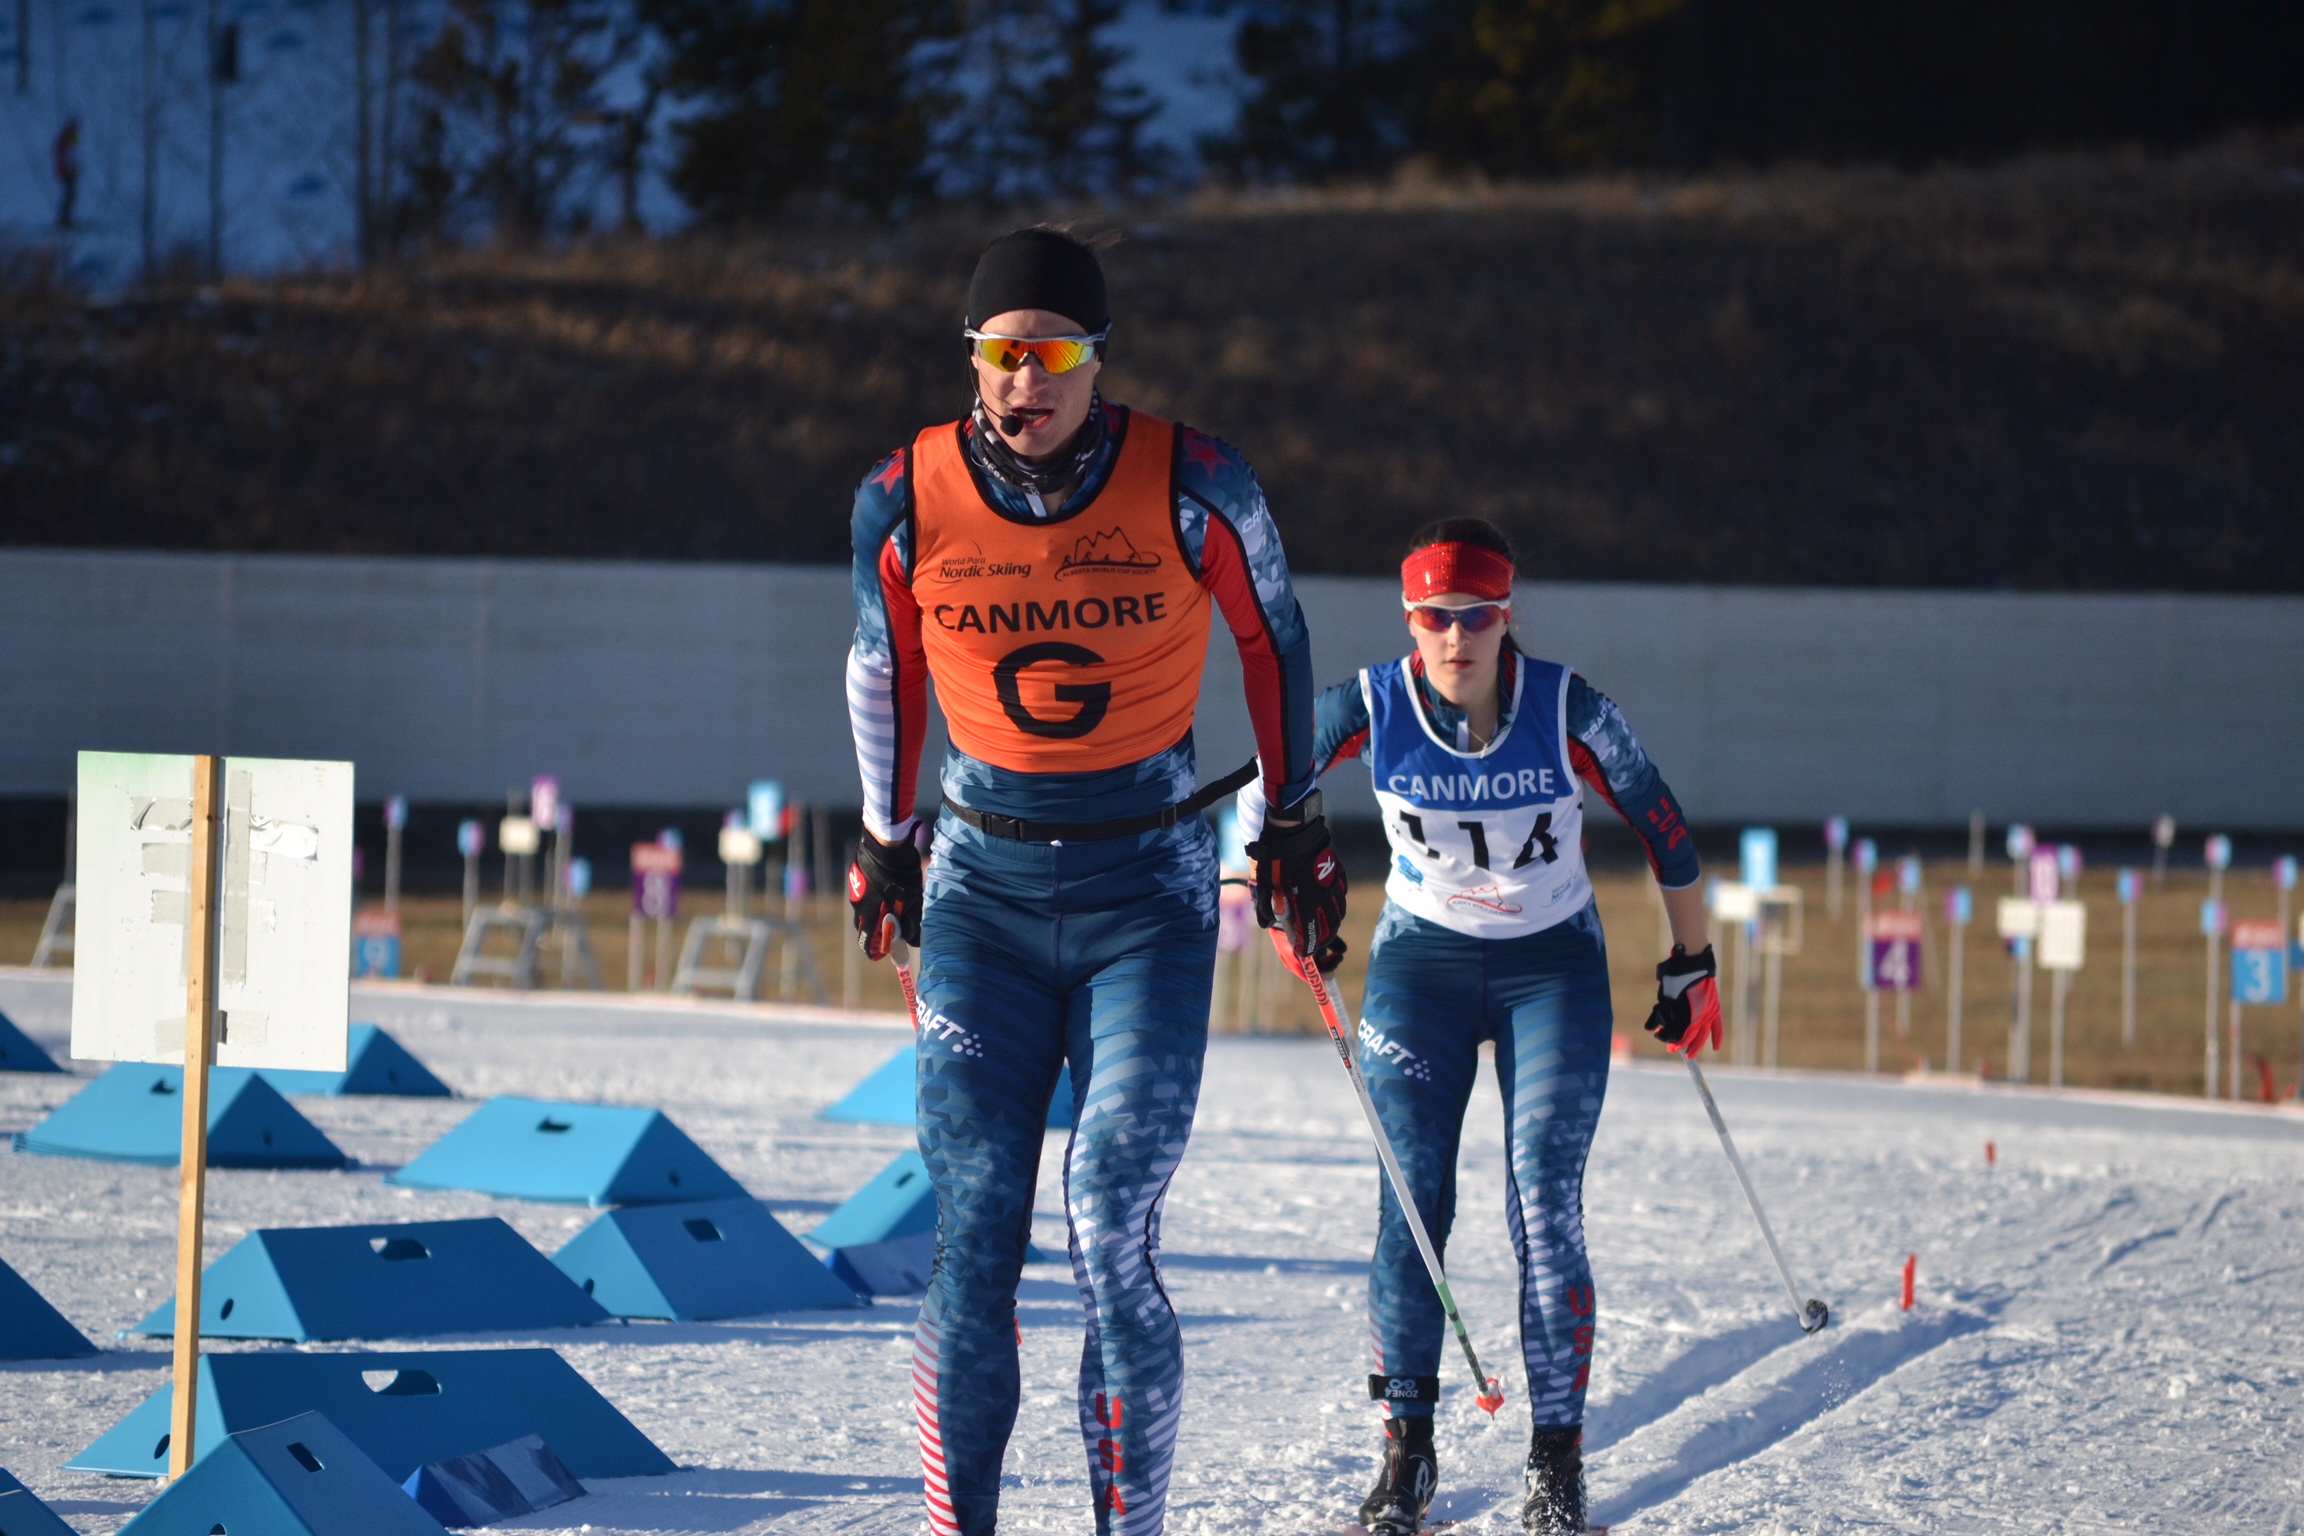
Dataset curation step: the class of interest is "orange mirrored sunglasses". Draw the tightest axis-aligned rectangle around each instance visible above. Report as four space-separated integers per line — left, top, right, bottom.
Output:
965 330 1106 375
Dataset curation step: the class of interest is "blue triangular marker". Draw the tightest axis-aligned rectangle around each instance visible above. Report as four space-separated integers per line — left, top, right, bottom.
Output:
18 1065 348 1169
0 1467 80 1536
258 1025 453 1098
553 1197 863 1321
388 1098 744 1207
0 1252 98 1359
132 1219 607 1342
114 1411 449 1535
403 1433 584 1528
71 1349 673 1482
809 1150 939 1296
821 1045 1075 1129
0 1011 64 1073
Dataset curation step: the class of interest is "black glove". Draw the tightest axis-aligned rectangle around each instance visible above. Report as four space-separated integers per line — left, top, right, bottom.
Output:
1246 811 1348 973
848 830 924 960
1644 944 1723 1057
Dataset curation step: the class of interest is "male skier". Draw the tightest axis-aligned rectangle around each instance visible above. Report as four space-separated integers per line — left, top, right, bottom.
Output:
844 227 1348 1536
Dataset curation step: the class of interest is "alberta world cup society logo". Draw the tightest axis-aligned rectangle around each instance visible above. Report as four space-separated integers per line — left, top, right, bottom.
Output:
1057 528 1162 578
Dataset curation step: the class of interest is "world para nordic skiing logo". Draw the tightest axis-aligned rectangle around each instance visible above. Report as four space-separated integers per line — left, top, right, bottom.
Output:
1056 528 1162 579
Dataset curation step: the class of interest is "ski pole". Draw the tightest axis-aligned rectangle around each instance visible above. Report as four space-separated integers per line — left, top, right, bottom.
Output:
881 926 921 1029
1682 1054 1829 1334
1271 927 1507 1414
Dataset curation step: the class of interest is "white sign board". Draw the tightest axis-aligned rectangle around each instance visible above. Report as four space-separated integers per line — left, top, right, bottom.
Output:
1711 881 1758 922
1996 897 2042 940
2038 900 2087 971
71 752 355 1071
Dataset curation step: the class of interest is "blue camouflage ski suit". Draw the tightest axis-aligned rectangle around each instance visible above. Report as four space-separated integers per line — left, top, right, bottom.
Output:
847 401 1319 1536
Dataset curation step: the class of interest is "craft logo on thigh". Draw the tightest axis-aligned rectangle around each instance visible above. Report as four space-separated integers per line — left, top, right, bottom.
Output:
1357 1020 1432 1082
917 1005 985 1059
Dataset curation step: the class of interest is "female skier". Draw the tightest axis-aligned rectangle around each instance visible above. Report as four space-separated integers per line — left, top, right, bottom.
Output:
843 227 1348 1536
1239 517 1721 1536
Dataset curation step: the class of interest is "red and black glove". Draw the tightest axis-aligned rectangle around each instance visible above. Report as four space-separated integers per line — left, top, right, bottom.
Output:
1646 944 1722 1058
848 829 925 960
1247 810 1348 973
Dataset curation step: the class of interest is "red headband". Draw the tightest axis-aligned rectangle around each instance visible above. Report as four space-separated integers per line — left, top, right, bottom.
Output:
1402 543 1513 603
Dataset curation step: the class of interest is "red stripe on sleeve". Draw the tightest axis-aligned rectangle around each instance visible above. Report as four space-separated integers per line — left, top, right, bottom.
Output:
1201 516 1296 802
1571 738 1664 880
881 537 929 825
1318 727 1370 779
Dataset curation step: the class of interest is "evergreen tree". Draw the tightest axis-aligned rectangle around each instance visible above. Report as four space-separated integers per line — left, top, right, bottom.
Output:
939 0 1166 203
1413 0 1686 172
1022 0 1166 198
405 0 636 242
1212 0 1415 180
644 0 960 220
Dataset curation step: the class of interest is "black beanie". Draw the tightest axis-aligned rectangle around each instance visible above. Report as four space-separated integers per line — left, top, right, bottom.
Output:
966 229 1110 334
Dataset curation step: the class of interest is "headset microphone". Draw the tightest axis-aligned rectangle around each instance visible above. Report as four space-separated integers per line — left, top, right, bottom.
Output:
998 412 1024 436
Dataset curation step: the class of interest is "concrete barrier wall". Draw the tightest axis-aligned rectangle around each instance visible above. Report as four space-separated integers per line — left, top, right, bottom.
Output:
5 549 2300 828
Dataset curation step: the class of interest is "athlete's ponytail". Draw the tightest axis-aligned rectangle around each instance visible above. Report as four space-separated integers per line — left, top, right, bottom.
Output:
1404 518 1522 655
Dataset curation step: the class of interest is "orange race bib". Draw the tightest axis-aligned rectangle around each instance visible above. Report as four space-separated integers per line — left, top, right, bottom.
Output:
910 411 1211 774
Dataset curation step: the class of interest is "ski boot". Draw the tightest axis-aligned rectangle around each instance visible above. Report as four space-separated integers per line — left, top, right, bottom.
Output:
1357 1415 1438 1536
1521 1424 1585 1536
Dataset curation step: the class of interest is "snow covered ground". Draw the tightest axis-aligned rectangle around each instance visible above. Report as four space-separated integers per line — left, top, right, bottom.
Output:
4 966 2302 1534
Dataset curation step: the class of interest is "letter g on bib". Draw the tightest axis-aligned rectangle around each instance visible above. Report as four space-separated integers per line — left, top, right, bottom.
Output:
995 641 1111 738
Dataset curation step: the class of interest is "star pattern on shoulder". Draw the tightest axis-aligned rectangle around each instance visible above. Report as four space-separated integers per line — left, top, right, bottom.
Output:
1180 430 1230 477
870 450 907 493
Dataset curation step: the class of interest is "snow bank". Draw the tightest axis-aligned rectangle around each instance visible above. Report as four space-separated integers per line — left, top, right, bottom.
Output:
3 971 2299 1533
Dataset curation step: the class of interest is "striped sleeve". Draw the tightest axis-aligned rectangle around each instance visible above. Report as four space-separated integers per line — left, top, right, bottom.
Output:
848 450 927 842
1234 676 1369 842
1566 674 1700 889
1178 428 1317 811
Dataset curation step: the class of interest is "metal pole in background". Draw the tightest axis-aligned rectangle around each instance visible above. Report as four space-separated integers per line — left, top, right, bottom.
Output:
383 795 405 915
2115 869 2139 1049
2203 906 2222 1098
169 754 226 1477
2049 967 2070 1088
2012 936 2034 1083
1946 890 1969 1077
2228 999 2243 1102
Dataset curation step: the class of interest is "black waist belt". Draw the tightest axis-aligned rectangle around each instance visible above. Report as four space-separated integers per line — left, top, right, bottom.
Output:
941 759 1259 844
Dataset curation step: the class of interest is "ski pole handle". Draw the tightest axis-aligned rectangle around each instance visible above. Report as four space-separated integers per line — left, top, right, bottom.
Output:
884 929 921 1031
1276 928 1507 1414
1683 1054 1829 1334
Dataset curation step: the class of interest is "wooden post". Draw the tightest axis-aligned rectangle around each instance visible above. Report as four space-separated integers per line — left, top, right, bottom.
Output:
169 753 225 1479
1946 913 1966 1077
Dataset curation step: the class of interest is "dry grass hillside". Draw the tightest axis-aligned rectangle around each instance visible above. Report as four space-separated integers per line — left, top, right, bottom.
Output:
4 134 2302 588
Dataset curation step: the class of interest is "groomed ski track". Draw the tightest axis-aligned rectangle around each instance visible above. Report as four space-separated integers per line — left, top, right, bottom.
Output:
2 970 2300 1533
